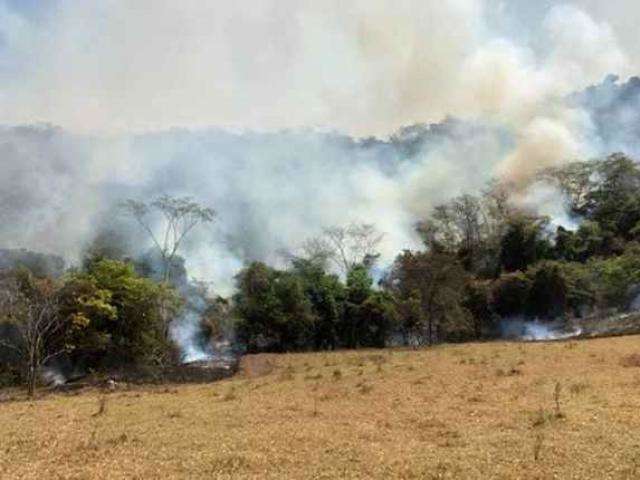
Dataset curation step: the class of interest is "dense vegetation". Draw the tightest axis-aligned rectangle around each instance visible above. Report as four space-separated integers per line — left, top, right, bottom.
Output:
234 153 640 350
2 153 640 393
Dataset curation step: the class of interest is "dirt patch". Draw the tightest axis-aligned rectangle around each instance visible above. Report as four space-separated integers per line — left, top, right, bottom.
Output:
240 354 277 378
620 353 640 367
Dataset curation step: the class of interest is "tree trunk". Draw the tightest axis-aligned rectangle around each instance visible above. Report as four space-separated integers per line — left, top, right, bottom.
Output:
27 364 36 398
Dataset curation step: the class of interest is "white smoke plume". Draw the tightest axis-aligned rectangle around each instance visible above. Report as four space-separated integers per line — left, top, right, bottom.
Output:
501 318 583 341
1 1 639 294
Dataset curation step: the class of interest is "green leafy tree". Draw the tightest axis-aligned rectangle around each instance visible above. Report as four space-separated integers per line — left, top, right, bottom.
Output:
62 259 180 366
358 291 398 348
490 272 531 318
342 265 375 348
499 216 551 272
525 262 567 319
290 258 345 350
462 280 494 338
234 262 314 352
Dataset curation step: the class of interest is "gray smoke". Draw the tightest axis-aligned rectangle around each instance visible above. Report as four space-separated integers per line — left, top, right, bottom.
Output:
571 75 640 158
0 120 508 293
501 318 583 341
41 366 66 387
2 2 640 358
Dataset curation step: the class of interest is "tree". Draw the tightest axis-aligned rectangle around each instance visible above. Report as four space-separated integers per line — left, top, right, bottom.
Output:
342 264 375 348
61 259 181 367
0 271 66 397
358 291 398 348
389 250 469 345
234 262 315 352
462 280 493 338
121 195 214 341
525 262 567 319
122 195 215 283
306 222 384 276
489 272 531 318
542 160 597 215
290 257 345 350
547 154 640 240
587 243 640 311
587 154 640 236
499 215 551 273
417 189 512 277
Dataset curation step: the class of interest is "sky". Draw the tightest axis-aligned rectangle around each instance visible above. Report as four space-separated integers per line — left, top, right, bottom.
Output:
0 0 638 136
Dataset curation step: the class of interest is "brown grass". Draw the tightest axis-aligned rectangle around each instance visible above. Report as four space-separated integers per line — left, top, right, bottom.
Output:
620 353 640 368
2 336 640 478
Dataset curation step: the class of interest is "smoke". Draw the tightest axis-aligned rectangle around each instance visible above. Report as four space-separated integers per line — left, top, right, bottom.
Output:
167 277 216 363
513 182 580 232
171 309 213 364
41 366 66 387
0 122 502 293
571 74 640 157
0 2 636 134
1 5 640 316
501 318 583 341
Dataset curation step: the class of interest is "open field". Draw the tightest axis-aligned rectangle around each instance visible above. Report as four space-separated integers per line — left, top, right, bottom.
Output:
3 336 640 479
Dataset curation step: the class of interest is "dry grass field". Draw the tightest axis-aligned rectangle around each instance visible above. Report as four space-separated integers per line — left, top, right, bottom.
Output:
3 336 640 479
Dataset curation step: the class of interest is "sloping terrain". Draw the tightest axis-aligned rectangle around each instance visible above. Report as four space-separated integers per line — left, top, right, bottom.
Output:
2 336 640 478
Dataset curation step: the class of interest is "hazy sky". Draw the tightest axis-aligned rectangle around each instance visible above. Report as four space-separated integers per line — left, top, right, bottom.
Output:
0 1 638 136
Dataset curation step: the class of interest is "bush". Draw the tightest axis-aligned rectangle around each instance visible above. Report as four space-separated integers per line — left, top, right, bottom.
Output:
490 272 531 318
525 262 567 319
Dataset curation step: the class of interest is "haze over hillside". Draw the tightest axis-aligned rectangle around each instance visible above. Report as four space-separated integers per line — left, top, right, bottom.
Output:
2 1 640 293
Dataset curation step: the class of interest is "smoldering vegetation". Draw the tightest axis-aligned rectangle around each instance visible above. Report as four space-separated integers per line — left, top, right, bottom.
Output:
2 75 640 394
3 75 640 286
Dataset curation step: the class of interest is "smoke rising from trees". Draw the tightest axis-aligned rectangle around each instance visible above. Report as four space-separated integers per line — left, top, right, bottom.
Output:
1 3 640 292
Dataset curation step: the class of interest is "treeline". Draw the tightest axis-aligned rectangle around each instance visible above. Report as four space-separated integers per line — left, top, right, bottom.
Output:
0 196 217 394
0 258 182 393
234 153 640 350
3 154 640 393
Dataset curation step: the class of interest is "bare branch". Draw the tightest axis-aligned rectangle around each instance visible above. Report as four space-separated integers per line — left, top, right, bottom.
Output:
122 195 216 283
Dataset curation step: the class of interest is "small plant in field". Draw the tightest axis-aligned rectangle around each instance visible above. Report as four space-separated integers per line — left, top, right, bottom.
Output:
86 428 99 450
554 382 564 418
108 433 129 446
279 366 295 381
92 397 107 417
332 369 342 380
531 408 554 427
533 432 544 461
569 381 589 395
222 386 237 402
496 366 521 377
356 381 373 394
310 383 319 416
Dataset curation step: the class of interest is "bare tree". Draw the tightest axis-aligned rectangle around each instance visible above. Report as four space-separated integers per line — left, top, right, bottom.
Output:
0 275 65 397
317 222 384 275
122 195 215 283
298 237 334 268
